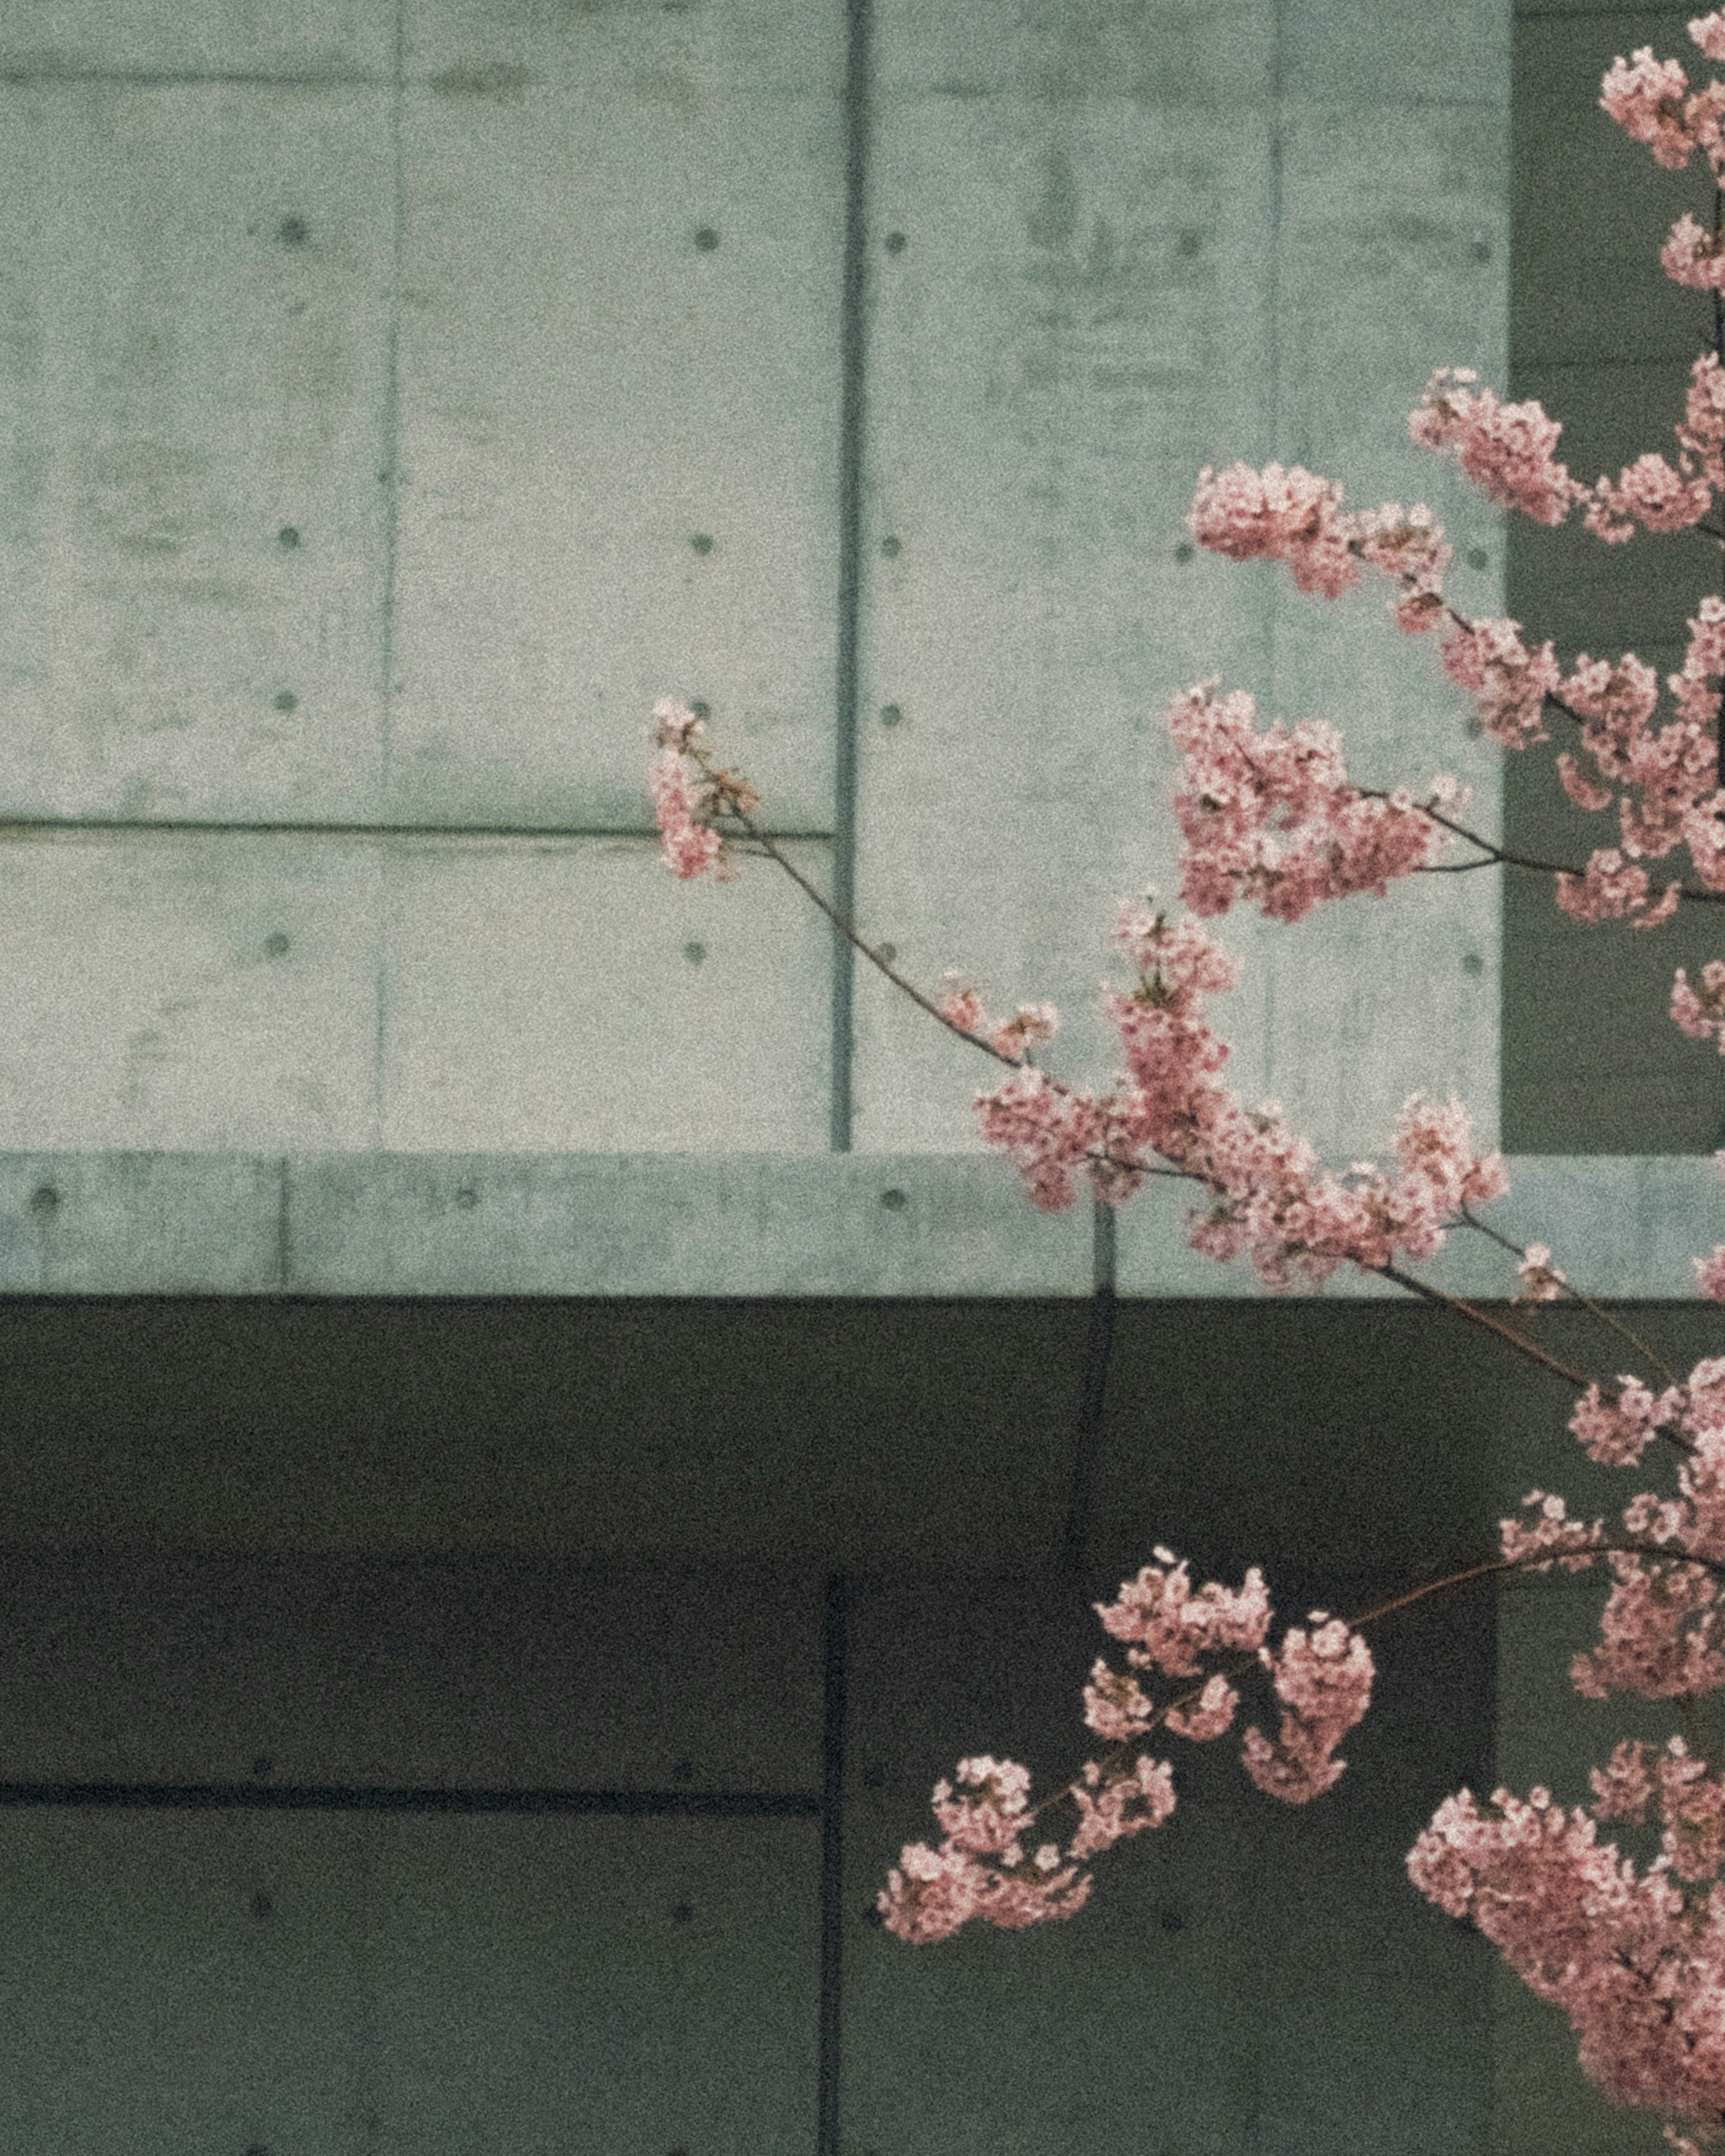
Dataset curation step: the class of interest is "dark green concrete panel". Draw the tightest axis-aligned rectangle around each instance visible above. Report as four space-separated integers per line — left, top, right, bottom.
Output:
0 1554 823 1789
1505 363 1718 653
845 1570 1494 2156
0 1297 1503 1575
1500 707 1725 1154
1513 9 1713 368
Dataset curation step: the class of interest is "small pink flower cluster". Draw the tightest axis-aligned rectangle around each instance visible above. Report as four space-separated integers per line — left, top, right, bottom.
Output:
1501 1351 1725 1703
1185 460 1362 599
1241 1615 1376 1804
649 697 727 881
1601 35 1725 175
936 980 1060 1061
1410 368 1580 526
1675 959 1725 1051
965 906 1508 1288
883 1551 1371 1941
1555 849 1683 930
1407 1760 1725 2130
876 1755 1096 1943
1570 1377 1684 1468
1168 680 1459 922
1515 1242 1567 1302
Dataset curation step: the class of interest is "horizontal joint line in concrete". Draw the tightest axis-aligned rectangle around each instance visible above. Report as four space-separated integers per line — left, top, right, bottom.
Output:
0 818 833 844
1512 353 1701 377
0 68 387 89
0 1780 821 1816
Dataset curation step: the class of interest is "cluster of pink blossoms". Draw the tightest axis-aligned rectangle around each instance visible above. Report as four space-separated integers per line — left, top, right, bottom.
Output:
878 1553 1371 1943
959 903 1507 1293
1168 678 1462 923
1407 1746 1725 2135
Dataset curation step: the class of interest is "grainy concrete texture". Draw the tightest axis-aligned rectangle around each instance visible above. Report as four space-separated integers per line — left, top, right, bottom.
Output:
0 0 1701 2152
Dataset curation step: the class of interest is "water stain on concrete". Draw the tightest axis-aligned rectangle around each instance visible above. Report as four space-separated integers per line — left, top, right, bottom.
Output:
429 61 537 101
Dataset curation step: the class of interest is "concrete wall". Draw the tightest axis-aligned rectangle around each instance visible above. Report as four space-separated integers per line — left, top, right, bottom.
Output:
0 0 1505 1165
1 1 1695 2155
1505 2 1725 1151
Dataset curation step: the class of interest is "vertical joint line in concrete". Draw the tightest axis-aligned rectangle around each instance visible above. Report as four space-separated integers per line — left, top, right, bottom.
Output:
830 0 875 1152
274 1157 292 1290
1263 0 1288 704
374 0 408 1144
817 1572 848 2156
1063 1195 1118 1583
377 0 408 803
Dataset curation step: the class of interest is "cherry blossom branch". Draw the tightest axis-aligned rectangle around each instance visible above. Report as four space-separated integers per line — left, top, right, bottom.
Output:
1457 1202 1685 1385
1371 1259 1615 1392
1011 1537 1725 1846
1364 790 1725 905
698 783 1026 1070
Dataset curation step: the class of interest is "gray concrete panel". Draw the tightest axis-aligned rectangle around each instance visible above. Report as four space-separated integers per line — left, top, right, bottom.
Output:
852 67 1281 1150
0 1808 371 2153
0 1149 1701 1295
1262 95 1506 1157
0 1555 821 1788
0 834 385 1151
376 837 832 1151
0 833 828 1155
871 0 1274 101
0 0 391 76
390 4 845 829
373 1814 819 2154
0 82 393 820
407 0 840 95
289 1147 1085 1293
1285 0 1508 107
0 1808 818 2154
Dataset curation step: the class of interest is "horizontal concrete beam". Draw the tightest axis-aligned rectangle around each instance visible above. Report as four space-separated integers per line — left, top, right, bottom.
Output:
0 1150 1711 1300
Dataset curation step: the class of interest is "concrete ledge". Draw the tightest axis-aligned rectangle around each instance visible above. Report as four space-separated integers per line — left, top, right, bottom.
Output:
0 1151 1712 1299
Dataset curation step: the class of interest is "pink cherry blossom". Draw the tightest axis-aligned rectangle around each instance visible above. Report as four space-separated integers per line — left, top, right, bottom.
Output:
1409 368 1579 524
1600 46 1703 167
1082 1657 1154 1743
1438 616 1561 746
877 1836 1093 1943
1698 1244 1725 1301
1570 1378 1682 1468
1094 1548 1272 1678
1498 1492 1603 1574
1556 753 1614 813
1168 678 1458 921
1588 451 1714 534
1164 1673 1241 1743
1673 959 1725 1049
970 1065 1107 1213
878 1755 1097 1942
936 978 1058 1061
1555 848 1681 930
1663 210 1725 289
1241 1616 1374 1805
1187 460 1360 598
650 700 725 881
1681 356 1725 488
1695 12 1725 64
1407 1780 1725 2128
1515 1242 1567 1302
1590 1738 1659 1824
1066 1755 1179 1861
